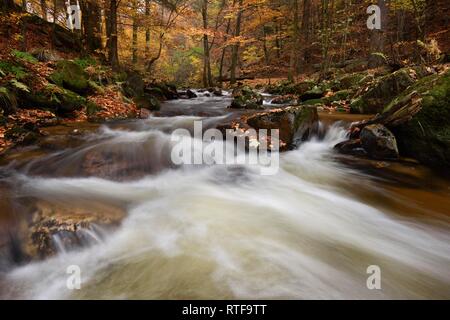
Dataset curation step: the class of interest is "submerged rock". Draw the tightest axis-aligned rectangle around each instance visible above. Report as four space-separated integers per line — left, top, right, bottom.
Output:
360 124 399 160
230 86 264 109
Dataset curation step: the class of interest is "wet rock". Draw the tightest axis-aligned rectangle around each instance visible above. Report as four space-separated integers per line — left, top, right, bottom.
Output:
139 108 152 119
271 95 297 105
25 204 123 259
360 124 399 160
212 88 223 96
134 93 161 111
187 89 198 98
230 86 264 109
334 139 367 156
245 105 319 149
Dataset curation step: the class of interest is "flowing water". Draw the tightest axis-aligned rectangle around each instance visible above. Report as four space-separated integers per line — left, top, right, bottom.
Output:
0 92 449 299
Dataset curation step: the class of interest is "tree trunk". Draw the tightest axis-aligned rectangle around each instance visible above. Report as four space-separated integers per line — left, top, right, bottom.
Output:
288 0 299 82
81 0 102 53
230 0 243 85
145 0 151 57
368 0 387 66
132 0 138 65
109 0 119 71
202 0 213 87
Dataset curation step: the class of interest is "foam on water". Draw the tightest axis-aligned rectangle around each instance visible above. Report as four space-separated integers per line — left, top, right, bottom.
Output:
2 122 450 299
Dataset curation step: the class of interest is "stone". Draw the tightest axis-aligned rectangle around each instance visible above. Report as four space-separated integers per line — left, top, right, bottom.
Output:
360 124 399 160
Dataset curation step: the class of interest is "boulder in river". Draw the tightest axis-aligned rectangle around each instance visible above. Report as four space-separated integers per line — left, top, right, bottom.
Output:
230 86 264 109
246 105 319 148
360 124 399 160
24 204 123 259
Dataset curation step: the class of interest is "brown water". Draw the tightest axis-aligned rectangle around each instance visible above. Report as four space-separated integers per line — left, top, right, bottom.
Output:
0 93 449 299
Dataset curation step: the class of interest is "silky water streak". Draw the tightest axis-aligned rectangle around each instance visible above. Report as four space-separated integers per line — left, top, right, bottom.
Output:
170 120 280 176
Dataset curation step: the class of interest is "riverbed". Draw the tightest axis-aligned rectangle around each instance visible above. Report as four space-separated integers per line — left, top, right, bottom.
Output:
0 92 449 299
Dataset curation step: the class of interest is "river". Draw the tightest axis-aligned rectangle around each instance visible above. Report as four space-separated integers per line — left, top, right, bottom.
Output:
0 91 449 299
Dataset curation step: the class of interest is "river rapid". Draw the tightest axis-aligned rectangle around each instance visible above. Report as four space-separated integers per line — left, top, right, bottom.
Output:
0 91 449 299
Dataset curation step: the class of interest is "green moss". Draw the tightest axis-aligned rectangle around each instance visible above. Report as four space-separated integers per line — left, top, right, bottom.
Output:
86 101 102 116
0 61 28 80
385 70 450 168
301 98 323 105
12 50 38 64
50 60 89 94
21 84 86 115
73 57 97 69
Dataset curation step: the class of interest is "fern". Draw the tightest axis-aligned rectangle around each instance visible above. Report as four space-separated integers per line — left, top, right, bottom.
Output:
12 50 38 64
9 79 30 92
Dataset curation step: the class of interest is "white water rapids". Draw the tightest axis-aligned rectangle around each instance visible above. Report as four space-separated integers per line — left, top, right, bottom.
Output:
1 114 449 300
2 88 450 299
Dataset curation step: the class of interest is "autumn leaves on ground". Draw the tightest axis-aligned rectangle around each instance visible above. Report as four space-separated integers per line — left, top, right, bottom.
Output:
0 0 449 170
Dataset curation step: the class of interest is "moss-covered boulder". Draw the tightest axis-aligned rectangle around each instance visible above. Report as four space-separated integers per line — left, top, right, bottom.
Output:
134 93 161 111
386 70 450 169
230 86 264 109
21 84 86 115
50 60 89 94
350 67 432 114
300 86 325 102
266 81 315 96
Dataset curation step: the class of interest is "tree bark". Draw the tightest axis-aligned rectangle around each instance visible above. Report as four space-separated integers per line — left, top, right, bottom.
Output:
230 0 243 85
109 0 120 71
202 0 213 87
132 0 138 65
288 0 299 82
145 0 151 57
81 0 102 53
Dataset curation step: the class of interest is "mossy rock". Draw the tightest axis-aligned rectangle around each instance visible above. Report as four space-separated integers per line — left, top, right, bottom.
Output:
134 93 161 111
300 86 324 102
266 81 315 96
122 72 145 98
322 90 353 105
86 101 102 116
230 86 264 109
301 98 323 105
385 70 450 169
50 60 89 94
337 72 367 90
21 84 86 115
350 67 430 114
